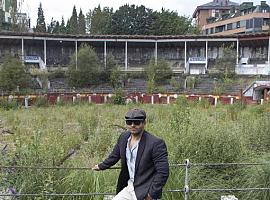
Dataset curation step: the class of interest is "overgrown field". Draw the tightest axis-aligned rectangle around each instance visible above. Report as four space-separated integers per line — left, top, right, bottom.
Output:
1 100 270 199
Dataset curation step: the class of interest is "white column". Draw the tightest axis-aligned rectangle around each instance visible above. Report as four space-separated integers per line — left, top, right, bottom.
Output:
72 96 76 103
268 36 270 66
57 96 60 103
135 96 138 103
236 39 239 65
205 40 208 69
75 40 78 70
104 95 108 103
167 96 170 104
104 41 107 68
44 39 47 66
88 95 92 103
24 97 29 108
151 95 154 104
155 41 158 65
230 97 234 104
214 96 218 106
125 41 128 71
184 41 187 71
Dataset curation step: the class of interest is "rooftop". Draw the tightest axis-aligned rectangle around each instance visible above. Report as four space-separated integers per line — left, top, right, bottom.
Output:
193 0 239 17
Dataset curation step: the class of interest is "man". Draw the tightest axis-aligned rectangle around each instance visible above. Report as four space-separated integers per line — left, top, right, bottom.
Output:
92 108 169 200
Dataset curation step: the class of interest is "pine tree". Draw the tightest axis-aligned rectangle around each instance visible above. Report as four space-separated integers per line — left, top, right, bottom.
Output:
59 17 66 34
69 5 78 34
66 19 71 34
78 9 86 34
89 5 113 34
36 2 46 32
54 21 60 34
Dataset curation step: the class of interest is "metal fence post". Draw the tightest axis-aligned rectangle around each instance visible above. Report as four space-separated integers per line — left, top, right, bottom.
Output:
184 159 190 200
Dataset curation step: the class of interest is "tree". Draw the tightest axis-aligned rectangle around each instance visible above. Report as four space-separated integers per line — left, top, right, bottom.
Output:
111 4 154 35
88 5 113 34
145 59 172 93
66 44 101 87
69 5 78 34
132 5 154 35
35 2 46 32
66 19 71 34
54 21 60 34
47 18 60 34
105 53 122 89
78 9 86 34
111 4 133 35
150 9 197 35
0 56 31 91
215 44 236 79
59 17 66 33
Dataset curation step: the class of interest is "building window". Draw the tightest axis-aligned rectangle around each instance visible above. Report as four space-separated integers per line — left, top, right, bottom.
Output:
227 23 232 30
254 18 263 28
215 25 225 33
246 19 253 29
236 21 240 28
210 28 214 34
211 9 216 17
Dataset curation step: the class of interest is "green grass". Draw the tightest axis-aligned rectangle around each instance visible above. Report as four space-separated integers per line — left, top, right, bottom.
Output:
0 102 270 199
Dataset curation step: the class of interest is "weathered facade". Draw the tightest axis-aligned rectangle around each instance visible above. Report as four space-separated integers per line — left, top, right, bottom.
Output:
202 1 270 35
0 32 269 75
192 0 239 30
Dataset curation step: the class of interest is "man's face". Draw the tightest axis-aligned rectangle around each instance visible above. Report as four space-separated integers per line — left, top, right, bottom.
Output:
125 120 145 135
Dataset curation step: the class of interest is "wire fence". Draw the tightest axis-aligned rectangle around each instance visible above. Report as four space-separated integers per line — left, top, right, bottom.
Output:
0 160 270 199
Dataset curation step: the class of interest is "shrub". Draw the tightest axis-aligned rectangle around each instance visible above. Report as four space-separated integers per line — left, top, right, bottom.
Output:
0 98 20 110
34 96 48 107
186 76 197 89
111 90 125 105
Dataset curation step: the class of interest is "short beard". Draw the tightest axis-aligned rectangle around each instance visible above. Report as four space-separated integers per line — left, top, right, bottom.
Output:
131 128 143 136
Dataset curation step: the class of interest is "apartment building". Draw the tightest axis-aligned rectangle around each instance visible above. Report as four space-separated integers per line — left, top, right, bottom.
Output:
192 0 239 30
202 1 270 35
0 0 16 23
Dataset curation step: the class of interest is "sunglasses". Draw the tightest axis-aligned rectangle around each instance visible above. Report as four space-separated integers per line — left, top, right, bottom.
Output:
125 120 143 126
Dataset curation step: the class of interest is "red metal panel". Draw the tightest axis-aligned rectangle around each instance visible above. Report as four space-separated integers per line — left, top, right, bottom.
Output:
187 95 199 101
219 97 231 105
160 96 168 104
153 94 160 104
142 95 152 104
91 95 104 104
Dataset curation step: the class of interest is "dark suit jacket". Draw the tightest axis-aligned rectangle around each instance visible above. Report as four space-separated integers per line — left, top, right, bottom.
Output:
98 131 169 200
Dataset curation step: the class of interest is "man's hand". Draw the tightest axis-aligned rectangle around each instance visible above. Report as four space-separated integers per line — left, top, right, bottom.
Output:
92 164 100 171
145 194 153 200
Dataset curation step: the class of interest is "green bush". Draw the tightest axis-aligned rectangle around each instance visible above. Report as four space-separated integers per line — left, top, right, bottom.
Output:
111 94 125 105
186 76 197 89
34 96 48 107
0 98 20 110
110 89 125 105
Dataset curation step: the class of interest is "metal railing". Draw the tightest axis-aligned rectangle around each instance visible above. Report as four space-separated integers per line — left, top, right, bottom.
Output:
0 160 270 199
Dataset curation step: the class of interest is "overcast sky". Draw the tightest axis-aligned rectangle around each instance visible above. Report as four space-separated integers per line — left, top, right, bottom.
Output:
19 0 263 28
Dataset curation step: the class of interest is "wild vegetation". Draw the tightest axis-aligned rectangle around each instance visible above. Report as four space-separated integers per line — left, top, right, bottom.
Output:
1 100 270 199
0 56 31 91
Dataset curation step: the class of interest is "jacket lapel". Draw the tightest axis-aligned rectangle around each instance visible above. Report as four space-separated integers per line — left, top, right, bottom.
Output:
135 131 146 173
